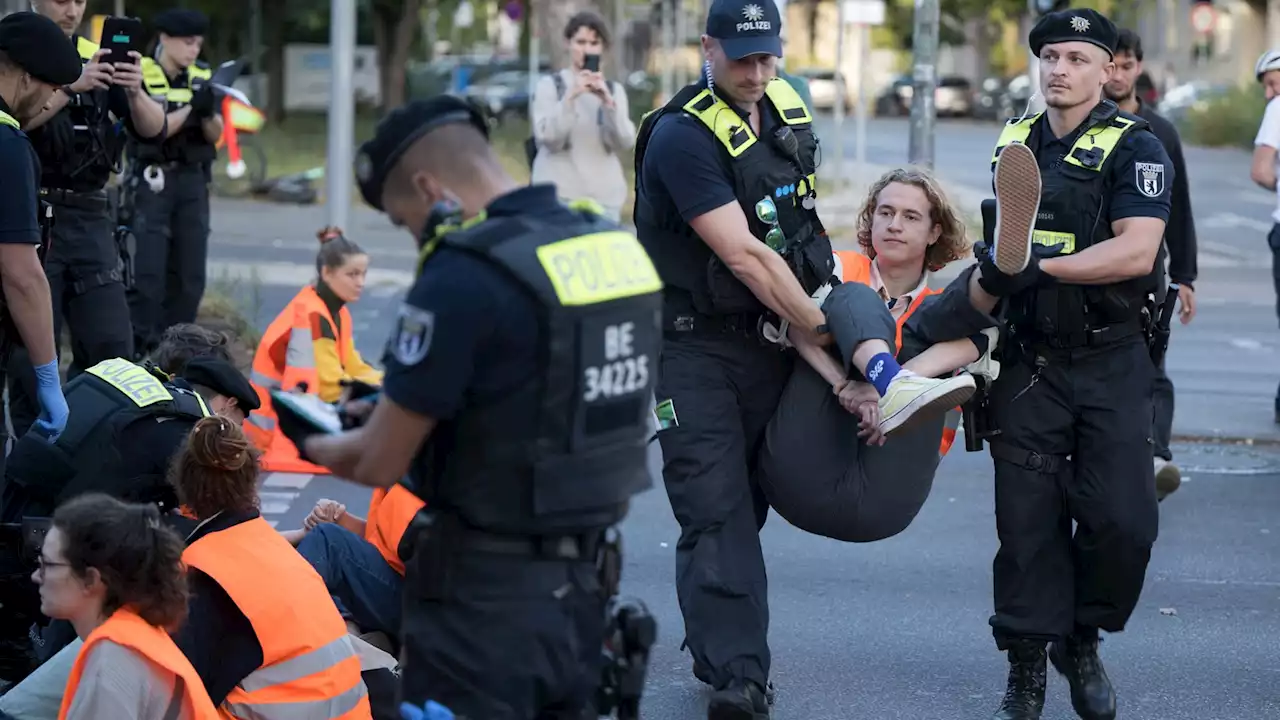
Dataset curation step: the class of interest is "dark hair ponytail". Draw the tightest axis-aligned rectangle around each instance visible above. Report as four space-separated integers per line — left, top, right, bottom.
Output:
315 226 366 276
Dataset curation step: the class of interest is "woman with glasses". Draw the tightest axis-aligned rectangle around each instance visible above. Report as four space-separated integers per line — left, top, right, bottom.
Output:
33 493 217 719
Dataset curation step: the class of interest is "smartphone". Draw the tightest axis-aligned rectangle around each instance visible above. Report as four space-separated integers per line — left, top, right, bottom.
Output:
100 16 145 65
583 53 601 73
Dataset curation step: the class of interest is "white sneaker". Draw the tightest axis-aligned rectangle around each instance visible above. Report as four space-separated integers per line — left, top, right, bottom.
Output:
1154 458 1181 502
878 373 977 436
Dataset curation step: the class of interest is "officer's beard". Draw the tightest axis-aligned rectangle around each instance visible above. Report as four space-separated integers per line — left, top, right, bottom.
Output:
9 80 50 124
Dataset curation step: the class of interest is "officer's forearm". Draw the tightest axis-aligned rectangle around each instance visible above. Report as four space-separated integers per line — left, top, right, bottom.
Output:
23 91 72 131
1039 230 1163 285
0 250 57 365
731 244 829 344
127 91 167 139
305 429 368 484
201 115 224 145
790 328 846 388
167 105 194 130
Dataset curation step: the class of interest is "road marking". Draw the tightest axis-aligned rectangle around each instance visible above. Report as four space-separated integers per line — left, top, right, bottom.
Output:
262 472 316 489
1200 213 1272 234
260 489 301 515
208 259 414 289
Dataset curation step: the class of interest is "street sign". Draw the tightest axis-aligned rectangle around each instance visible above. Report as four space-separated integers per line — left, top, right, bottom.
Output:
1190 4 1217 35
842 0 885 26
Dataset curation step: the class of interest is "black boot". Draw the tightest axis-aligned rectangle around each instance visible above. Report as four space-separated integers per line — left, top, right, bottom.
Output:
992 642 1047 720
1049 628 1117 720
707 680 771 720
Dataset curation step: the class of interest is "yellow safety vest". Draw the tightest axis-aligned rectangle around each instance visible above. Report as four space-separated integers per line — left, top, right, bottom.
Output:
141 57 213 106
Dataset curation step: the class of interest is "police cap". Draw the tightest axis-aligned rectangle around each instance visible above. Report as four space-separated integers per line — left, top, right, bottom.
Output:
355 95 489 211
153 9 209 38
180 357 260 412
1029 9 1118 59
705 0 783 60
0 12 83 88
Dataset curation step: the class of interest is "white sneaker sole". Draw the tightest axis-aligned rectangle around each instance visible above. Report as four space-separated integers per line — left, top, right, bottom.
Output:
879 376 977 436
993 142 1041 276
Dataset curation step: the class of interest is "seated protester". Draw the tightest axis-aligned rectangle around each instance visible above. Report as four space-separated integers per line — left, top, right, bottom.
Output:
281 485 425 645
35 494 218 719
246 228 383 475
756 168 999 542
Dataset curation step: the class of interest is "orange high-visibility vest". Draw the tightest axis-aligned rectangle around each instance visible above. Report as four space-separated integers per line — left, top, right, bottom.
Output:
247 285 352 474
364 484 425 576
59 609 220 720
835 251 960 457
184 517 372 720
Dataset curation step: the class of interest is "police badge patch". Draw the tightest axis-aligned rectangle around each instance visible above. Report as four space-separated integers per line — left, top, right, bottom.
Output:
1135 162 1165 198
392 304 435 366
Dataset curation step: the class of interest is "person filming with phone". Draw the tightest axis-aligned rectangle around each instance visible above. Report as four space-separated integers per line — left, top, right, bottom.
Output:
8 1 168 446
530 11 634 222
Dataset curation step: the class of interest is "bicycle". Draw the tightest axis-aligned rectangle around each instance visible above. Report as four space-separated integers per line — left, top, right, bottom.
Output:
209 59 268 198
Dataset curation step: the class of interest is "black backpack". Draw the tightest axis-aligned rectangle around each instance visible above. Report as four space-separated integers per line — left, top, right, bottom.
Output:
524 73 620 169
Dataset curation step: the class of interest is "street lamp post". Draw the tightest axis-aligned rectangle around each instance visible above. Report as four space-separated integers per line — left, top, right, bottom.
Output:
327 0 357 228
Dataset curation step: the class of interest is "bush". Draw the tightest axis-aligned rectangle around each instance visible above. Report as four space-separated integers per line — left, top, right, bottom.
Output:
1181 86 1267 149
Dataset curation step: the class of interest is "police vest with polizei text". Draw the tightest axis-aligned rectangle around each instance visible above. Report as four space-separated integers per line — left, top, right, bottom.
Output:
52 358 210 506
990 108 1156 334
134 57 216 165
412 200 663 536
632 77 834 316
34 36 126 192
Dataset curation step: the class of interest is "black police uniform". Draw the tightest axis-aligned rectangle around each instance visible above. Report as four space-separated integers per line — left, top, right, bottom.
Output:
631 0 830 707
982 10 1173 720
127 9 216 355
352 98 660 717
6 25 164 440
0 12 83 683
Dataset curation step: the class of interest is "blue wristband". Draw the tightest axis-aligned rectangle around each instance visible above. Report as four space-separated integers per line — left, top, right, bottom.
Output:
33 360 59 387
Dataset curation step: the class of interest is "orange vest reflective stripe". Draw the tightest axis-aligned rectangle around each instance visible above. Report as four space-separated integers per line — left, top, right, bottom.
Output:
834 250 959 458
365 484 425 575
247 285 352 474
184 517 372 720
59 609 220 720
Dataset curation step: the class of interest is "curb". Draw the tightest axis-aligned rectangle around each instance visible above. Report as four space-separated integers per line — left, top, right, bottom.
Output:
1171 434 1280 447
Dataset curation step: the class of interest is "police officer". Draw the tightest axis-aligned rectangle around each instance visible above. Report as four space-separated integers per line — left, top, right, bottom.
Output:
127 9 221 356
8 0 170 440
280 96 661 719
975 9 1173 720
632 1 961 716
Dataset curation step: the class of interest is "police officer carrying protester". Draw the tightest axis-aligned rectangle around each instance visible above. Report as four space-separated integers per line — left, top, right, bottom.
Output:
276 96 661 719
1104 27 1198 501
975 9 1173 720
0 12 79 463
8 0 170 440
127 9 222 356
632 1 963 716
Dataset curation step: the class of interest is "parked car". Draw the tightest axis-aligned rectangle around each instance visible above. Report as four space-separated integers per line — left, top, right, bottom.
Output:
874 74 974 117
1157 80 1231 125
461 70 534 124
973 76 1007 121
793 68 848 111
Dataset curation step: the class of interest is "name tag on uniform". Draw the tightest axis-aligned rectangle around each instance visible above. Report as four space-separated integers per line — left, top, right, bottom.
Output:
535 232 663 307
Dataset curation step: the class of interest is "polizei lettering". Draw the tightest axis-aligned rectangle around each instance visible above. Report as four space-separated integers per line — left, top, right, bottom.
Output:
737 20 771 31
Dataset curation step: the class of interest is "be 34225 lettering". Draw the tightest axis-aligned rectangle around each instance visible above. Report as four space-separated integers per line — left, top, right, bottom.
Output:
582 321 651 402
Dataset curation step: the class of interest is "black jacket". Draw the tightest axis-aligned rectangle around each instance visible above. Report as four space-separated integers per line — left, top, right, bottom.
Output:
1136 100 1198 286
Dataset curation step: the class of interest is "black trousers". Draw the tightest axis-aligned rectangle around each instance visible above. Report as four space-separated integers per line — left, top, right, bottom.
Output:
127 164 211 355
654 328 792 692
1152 271 1175 462
1269 225 1280 412
399 547 605 720
7 199 133 438
986 335 1159 649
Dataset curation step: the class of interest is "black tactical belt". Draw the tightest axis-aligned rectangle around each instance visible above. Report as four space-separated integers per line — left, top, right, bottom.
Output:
39 188 108 211
666 312 765 338
457 528 601 561
1024 317 1143 350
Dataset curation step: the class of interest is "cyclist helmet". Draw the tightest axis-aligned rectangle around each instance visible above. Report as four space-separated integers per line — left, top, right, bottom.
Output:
1256 51 1280 81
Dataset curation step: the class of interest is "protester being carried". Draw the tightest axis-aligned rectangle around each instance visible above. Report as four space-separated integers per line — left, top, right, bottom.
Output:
34 494 218 720
757 168 999 542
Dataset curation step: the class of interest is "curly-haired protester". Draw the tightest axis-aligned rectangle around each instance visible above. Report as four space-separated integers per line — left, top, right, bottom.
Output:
35 494 218 719
755 168 1000 542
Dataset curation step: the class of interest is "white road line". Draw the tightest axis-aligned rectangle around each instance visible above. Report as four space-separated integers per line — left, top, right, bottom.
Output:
260 490 299 515
262 472 317 489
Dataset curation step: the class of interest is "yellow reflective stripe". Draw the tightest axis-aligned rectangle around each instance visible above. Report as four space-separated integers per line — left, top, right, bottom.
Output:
416 211 490 276
683 89 756 158
567 197 607 216
763 77 813 125
251 370 281 390
225 676 368 720
86 358 174 408
192 392 211 417
1032 230 1076 254
1063 117 1136 172
167 88 193 103
76 36 99 62
247 414 276 431
990 114 1038 164
0 111 17 130
188 65 213 81
798 172 817 197
286 328 316 369
237 636 358 694
535 231 664 306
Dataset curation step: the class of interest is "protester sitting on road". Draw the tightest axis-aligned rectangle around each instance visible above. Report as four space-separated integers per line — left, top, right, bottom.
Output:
246 226 383 474
756 168 998 542
281 485 424 651
34 494 218 720
530 10 635 221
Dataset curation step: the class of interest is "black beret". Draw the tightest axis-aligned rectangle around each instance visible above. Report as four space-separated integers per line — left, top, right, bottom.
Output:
154 9 208 38
355 95 490 211
1029 9 1118 59
180 357 260 412
0 12 82 88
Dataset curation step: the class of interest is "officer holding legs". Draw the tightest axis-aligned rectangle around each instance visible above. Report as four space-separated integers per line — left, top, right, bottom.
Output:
127 9 221 357
9 0 169 439
975 9 1173 720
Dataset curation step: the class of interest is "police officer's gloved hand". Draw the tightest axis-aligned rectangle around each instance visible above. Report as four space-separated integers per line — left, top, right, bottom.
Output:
400 701 455 720
975 242 1059 297
32 360 69 443
189 83 216 119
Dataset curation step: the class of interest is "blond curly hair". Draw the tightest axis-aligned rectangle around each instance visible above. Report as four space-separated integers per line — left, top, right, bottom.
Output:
854 167 970 273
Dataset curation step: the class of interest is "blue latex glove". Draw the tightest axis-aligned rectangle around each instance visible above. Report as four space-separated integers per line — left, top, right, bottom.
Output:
400 701 455 720
33 360 68 441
